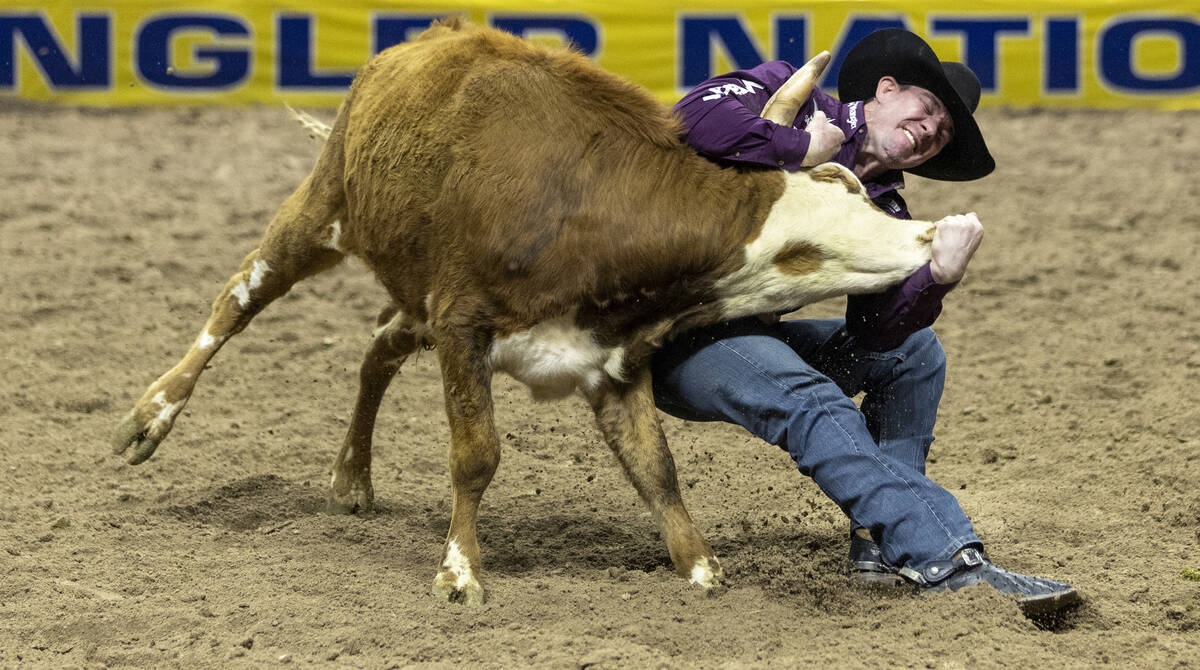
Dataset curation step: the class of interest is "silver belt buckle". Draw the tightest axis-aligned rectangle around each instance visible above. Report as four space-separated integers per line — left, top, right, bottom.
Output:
960 547 984 566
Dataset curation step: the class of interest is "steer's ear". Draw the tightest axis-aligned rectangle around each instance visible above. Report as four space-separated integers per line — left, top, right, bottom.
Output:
760 51 831 127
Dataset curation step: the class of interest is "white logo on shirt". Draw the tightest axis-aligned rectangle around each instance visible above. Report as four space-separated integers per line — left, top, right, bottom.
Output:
701 79 765 101
801 100 819 127
848 102 859 129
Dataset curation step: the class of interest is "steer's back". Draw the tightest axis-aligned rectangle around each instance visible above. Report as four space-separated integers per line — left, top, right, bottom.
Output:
329 20 778 329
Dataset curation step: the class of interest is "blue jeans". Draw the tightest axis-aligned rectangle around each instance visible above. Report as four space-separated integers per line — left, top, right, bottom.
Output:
651 317 981 571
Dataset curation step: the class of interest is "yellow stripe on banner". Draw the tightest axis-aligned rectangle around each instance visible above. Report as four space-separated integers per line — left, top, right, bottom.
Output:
3 1 1199 108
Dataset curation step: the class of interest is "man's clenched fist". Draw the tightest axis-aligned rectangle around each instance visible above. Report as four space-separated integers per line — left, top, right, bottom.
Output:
930 212 984 284
800 111 846 167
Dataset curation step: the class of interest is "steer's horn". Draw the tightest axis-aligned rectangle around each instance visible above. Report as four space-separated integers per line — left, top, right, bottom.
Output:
759 50 832 127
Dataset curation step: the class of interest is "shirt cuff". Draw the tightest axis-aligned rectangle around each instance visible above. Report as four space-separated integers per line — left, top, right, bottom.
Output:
771 126 811 171
911 262 957 300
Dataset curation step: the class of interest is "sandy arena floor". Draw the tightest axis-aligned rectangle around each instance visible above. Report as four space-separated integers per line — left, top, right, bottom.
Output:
1 101 1198 668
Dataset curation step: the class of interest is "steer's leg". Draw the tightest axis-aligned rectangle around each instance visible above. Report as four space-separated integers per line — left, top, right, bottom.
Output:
431 327 500 605
113 171 346 465
585 368 726 591
328 304 423 514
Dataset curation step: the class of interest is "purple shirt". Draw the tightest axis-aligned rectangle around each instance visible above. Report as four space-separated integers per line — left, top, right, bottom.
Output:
675 60 956 351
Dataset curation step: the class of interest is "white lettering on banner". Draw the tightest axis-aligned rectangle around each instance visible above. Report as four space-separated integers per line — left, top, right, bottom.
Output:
701 78 764 101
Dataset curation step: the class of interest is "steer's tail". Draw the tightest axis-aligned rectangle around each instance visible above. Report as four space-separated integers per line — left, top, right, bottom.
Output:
286 103 333 142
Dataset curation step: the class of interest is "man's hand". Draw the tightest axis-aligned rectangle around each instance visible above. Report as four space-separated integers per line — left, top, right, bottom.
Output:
930 212 984 284
799 110 844 167
757 51 842 168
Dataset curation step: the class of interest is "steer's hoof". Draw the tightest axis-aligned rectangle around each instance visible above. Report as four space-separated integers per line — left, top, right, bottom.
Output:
687 556 729 596
325 497 367 515
325 487 374 515
432 570 485 606
112 409 164 465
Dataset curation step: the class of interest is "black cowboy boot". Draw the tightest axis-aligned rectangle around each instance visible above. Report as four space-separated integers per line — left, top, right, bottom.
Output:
900 547 1082 620
847 531 903 586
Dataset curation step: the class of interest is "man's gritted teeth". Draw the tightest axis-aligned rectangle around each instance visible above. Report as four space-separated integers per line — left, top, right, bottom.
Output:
902 127 918 151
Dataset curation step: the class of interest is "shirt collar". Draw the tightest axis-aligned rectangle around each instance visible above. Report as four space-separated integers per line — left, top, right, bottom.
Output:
841 100 906 199
841 100 864 134
865 171 905 200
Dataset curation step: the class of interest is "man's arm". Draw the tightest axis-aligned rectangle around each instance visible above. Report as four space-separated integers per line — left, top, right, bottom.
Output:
674 60 842 170
845 265 955 351
845 208 984 351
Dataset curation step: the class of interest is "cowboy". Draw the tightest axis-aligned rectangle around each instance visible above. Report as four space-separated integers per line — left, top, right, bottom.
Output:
652 29 1081 618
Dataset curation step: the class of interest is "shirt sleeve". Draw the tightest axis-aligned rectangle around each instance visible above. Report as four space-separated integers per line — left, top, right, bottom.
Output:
844 193 958 351
674 61 817 171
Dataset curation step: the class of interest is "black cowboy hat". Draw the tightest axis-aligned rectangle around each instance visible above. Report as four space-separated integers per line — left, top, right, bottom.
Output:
837 28 994 181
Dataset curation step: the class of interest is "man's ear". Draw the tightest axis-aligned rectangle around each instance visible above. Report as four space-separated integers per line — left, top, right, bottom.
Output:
875 75 900 100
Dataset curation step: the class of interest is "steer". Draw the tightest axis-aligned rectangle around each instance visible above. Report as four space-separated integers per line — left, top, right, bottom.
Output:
113 19 937 605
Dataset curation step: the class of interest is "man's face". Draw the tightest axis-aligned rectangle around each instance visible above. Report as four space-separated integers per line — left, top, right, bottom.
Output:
868 77 954 170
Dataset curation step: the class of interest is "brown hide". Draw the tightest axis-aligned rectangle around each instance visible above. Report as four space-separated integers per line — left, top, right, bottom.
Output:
330 20 783 352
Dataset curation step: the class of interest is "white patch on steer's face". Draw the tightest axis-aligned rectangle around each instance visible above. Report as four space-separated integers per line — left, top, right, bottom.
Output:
232 259 270 308
326 221 343 252
489 315 624 400
713 167 932 320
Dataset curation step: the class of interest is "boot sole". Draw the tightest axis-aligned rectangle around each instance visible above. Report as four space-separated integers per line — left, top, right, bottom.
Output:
850 569 905 587
1018 587 1083 619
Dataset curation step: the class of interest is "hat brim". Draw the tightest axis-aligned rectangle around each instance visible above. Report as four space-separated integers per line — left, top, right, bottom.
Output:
837 30 994 182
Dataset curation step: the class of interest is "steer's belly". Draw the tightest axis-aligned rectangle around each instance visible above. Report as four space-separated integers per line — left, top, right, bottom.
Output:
489 318 623 400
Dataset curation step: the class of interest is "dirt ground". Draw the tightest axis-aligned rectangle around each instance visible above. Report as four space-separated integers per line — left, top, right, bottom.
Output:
1 100 1198 669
